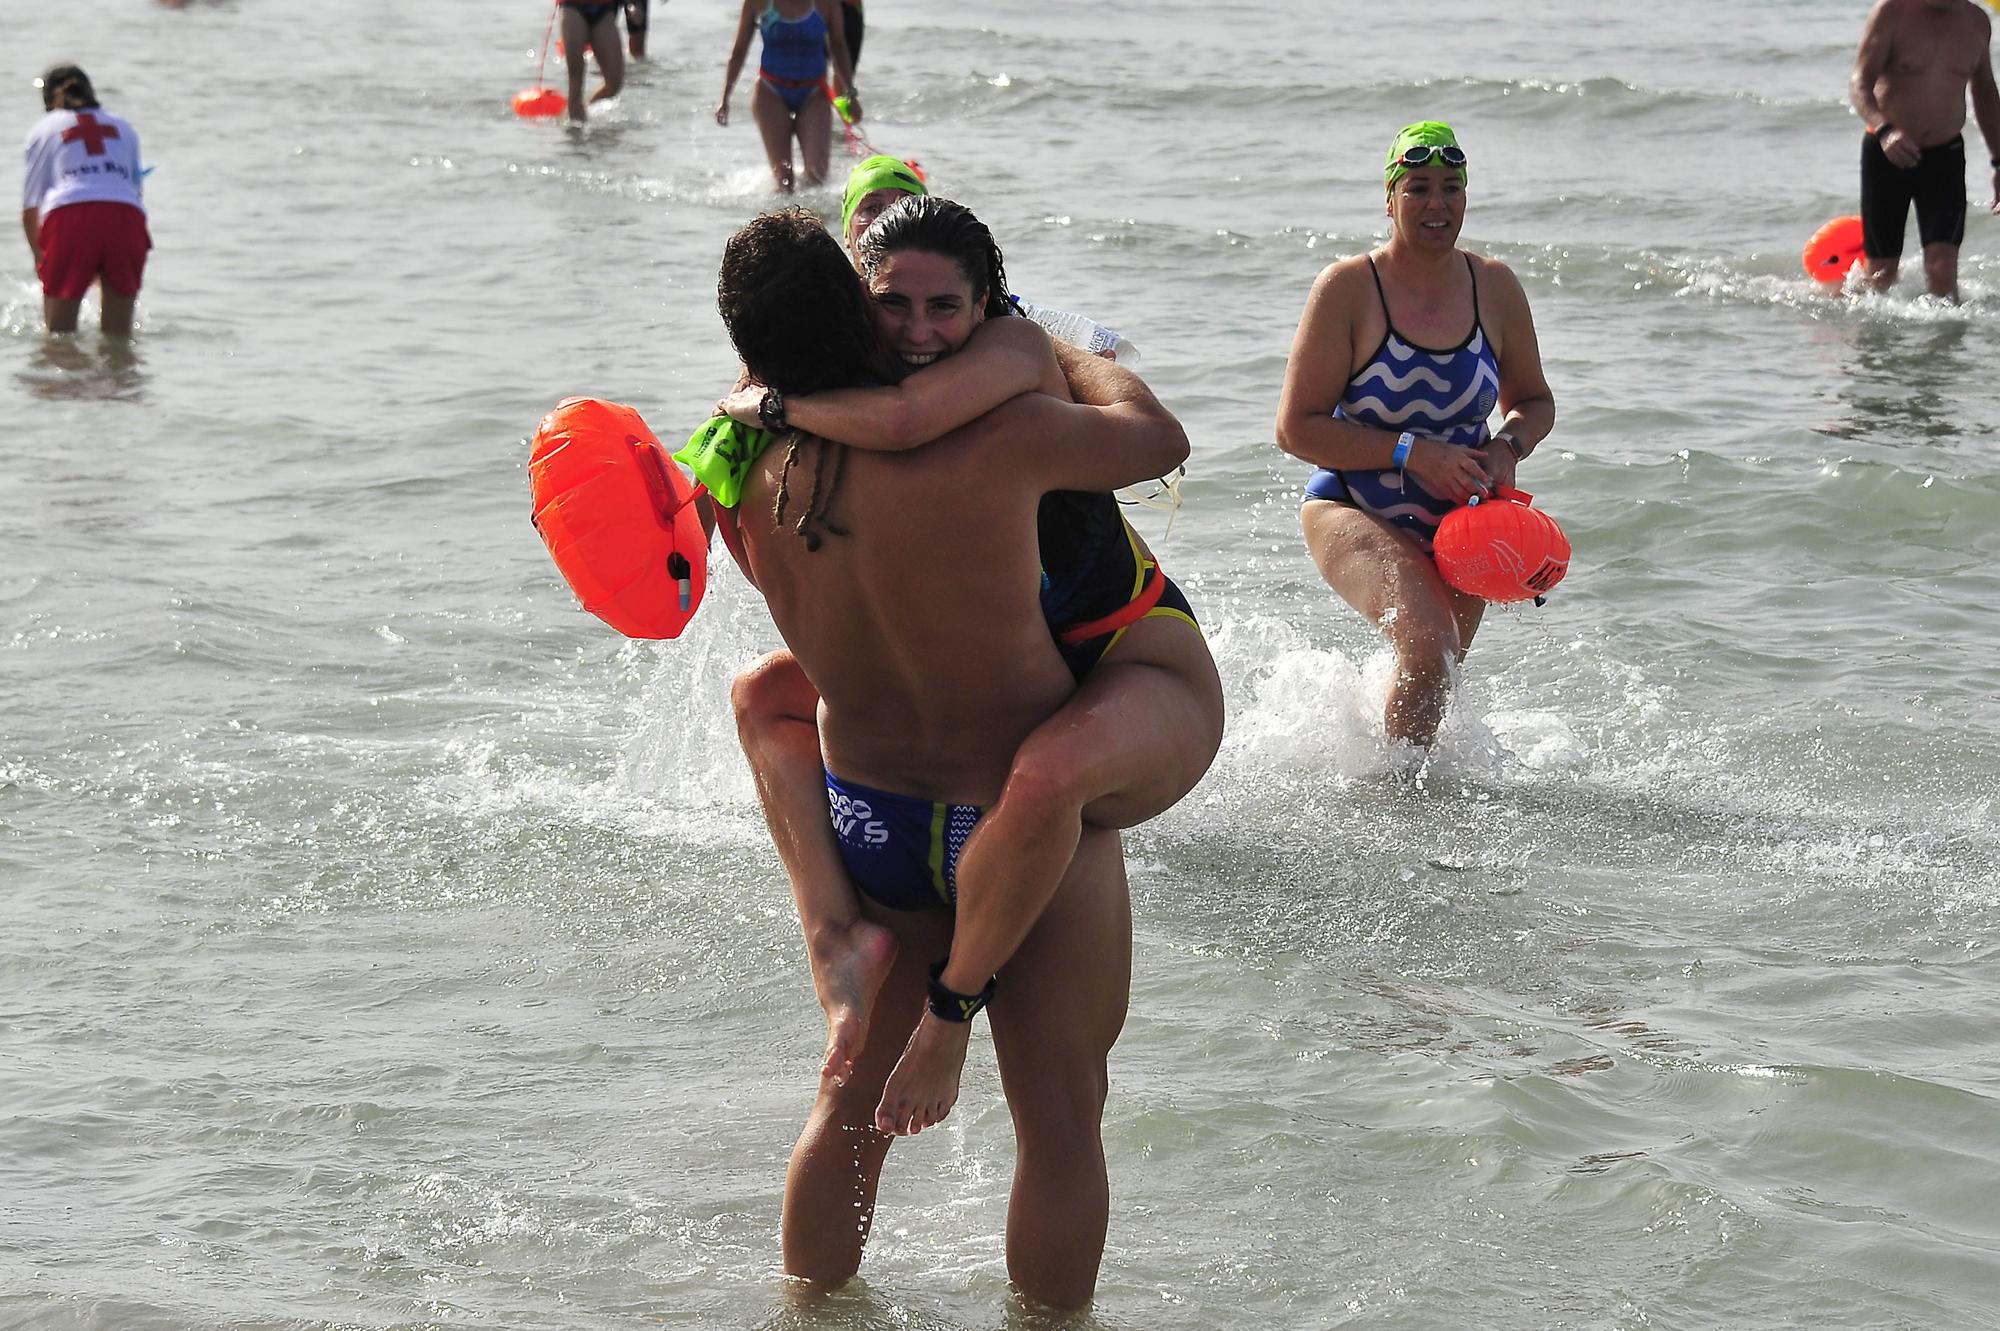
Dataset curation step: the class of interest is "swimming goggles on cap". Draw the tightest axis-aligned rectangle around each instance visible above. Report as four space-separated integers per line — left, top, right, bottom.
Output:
1395 144 1467 169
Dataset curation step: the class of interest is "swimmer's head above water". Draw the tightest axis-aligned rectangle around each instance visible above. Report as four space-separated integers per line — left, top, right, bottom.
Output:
841 155 928 252
1385 120 1467 190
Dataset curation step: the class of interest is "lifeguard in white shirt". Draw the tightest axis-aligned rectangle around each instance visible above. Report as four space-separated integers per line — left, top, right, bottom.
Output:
21 65 151 337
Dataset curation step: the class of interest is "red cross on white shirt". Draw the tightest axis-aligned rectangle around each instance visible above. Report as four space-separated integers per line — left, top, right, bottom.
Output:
61 112 120 157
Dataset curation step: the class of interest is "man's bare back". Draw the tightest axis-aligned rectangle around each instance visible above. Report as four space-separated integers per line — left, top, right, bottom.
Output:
737 397 1080 802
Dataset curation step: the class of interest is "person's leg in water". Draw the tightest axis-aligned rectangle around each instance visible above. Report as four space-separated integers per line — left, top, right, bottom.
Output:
1301 499 1484 748
561 7 593 123
779 900 948 1287
624 0 648 58
750 79 799 192
1920 241 1959 301
1859 130 1910 292
43 294 82 335
986 827 1130 1311
793 87 834 188
100 286 136 338
1910 141 1968 302
731 651 896 1085
586 8 626 104
873 615 1222 1135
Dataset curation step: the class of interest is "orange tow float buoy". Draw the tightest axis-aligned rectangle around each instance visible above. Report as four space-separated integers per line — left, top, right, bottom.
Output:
513 87 568 119
1432 486 1570 604
1802 215 1865 284
529 398 708 639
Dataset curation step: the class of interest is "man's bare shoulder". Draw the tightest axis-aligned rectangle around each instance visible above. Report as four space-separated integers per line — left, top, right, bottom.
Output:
941 390 1068 448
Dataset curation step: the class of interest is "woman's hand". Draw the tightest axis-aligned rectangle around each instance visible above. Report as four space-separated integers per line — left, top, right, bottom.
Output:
1482 436 1520 492
714 97 730 127
717 385 764 425
1406 437 1491 505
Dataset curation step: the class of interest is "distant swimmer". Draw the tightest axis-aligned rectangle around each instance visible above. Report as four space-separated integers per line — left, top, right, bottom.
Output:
21 66 151 337
624 0 650 59
1849 0 2000 299
559 0 626 124
716 0 859 193
1277 122 1557 750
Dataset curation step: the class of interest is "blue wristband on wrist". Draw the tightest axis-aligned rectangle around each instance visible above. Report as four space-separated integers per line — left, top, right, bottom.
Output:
1391 432 1415 468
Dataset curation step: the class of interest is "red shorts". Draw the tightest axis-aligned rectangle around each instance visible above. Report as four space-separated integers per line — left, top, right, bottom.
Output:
36 201 152 301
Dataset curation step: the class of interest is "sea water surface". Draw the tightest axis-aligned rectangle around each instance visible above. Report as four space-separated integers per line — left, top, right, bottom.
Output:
4 1 1998 1328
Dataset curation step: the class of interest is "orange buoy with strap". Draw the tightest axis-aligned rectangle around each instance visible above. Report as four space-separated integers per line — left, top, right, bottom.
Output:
513 87 568 118
1803 215 1866 284
513 1 568 119
1432 485 1570 604
528 397 708 639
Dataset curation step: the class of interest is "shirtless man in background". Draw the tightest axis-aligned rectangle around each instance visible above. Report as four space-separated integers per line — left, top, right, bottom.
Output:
1849 0 2000 298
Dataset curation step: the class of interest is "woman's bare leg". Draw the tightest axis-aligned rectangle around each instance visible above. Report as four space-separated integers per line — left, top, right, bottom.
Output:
587 11 625 101
794 91 834 187
750 81 797 192
1301 499 1484 747
561 8 591 122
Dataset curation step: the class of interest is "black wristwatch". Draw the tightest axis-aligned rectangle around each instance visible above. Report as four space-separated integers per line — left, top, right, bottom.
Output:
757 386 788 432
1495 429 1526 462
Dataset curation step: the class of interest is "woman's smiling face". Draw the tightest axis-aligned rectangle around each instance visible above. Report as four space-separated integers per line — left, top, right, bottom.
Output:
1388 166 1466 248
867 249 986 367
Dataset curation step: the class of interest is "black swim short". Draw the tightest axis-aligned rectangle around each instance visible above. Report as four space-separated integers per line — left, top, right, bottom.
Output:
562 0 620 25
1860 132 1967 259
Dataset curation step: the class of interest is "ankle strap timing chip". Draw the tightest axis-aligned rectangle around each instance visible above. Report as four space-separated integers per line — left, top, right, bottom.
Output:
927 962 997 1023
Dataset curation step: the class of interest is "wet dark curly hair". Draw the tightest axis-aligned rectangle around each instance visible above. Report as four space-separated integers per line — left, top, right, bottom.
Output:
717 207 897 550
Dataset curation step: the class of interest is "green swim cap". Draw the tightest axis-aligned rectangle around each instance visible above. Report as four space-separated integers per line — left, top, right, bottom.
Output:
673 416 774 510
1385 120 1467 189
840 155 927 233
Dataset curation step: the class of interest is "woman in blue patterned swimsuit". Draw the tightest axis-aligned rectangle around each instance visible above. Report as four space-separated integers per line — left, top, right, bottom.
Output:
1276 122 1558 748
716 0 860 193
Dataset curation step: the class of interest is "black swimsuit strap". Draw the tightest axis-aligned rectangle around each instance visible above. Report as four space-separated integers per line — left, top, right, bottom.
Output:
1365 255 1392 324
1369 252 1480 345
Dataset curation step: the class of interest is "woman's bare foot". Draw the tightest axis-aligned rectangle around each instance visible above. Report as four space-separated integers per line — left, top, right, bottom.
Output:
807 920 896 1085
874 1012 972 1135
